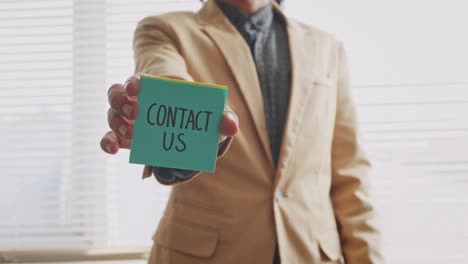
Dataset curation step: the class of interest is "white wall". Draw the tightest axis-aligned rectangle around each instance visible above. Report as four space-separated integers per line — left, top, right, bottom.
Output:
284 0 468 85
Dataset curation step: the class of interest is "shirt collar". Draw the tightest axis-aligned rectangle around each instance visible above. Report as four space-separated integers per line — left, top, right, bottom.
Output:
215 0 274 34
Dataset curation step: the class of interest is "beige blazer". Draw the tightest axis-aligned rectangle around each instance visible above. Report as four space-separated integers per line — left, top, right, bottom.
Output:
135 1 383 263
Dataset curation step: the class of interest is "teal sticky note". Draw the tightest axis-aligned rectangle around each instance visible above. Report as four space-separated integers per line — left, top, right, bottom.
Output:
129 74 228 173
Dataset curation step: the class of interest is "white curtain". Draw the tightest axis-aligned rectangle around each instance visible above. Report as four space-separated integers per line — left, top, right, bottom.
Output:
1 0 467 263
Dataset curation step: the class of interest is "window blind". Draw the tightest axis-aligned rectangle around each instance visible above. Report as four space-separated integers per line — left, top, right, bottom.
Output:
357 82 468 264
0 0 76 249
0 0 200 251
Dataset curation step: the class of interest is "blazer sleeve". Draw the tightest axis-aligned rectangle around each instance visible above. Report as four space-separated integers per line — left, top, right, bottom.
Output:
133 16 232 182
330 43 384 264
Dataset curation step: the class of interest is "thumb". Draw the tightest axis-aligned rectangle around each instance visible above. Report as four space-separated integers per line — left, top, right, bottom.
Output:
219 110 239 142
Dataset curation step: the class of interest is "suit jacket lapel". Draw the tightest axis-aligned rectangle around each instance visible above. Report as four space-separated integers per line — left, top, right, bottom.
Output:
197 0 275 168
274 6 319 183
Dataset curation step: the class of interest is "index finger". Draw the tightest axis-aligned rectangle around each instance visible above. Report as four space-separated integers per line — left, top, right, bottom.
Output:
107 83 135 118
124 74 141 97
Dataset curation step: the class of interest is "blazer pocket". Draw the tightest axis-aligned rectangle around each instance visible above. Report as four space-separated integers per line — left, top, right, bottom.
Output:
319 230 343 261
154 217 219 258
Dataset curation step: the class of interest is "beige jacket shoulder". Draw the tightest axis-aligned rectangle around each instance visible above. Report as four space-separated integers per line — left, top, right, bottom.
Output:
134 1 384 263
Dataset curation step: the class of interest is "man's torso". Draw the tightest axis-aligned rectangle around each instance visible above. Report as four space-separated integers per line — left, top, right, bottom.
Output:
137 1 344 263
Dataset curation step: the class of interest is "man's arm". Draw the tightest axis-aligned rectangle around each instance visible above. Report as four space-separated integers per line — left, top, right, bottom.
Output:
133 17 235 184
330 43 384 263
133 16 193 83
100 17 237 185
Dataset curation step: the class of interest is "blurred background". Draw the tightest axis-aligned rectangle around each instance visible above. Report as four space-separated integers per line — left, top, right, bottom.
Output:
0 0 467 263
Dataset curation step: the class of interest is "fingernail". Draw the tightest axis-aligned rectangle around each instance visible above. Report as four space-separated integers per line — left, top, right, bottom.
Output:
118 125 128 137
123 78 131 88
124 78 135 92
227 111 238 123
122 104 131 117
106 144 112 153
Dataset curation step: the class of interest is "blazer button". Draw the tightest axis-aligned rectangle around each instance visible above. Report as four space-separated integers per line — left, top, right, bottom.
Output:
275 189 284 201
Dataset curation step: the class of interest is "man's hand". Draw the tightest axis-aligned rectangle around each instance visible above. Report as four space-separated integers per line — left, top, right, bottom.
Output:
100 75 239 154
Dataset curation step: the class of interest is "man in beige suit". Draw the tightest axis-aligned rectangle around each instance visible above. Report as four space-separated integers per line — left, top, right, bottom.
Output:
100 0 383 263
